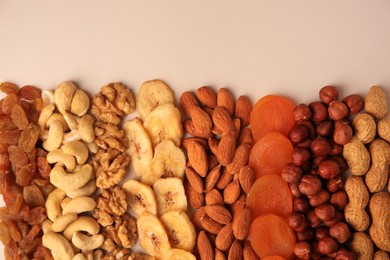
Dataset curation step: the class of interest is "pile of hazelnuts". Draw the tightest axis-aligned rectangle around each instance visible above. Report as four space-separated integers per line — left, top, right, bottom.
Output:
281 86 364 259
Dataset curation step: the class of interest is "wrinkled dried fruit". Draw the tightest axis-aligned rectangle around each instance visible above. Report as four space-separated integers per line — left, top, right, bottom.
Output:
18 123 39 152
19 85 42 101
11 104 29 129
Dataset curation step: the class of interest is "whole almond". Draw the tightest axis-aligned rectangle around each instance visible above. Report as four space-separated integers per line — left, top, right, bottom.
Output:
212 107 235 133
212 123 223 135
197 230 214 260
203 106 214 117
191 206 206 230
205 164 221 192
232 207 251 240
228 239 243 260
215 222 235 251
237 127 253 146
216 168 234 190
183 119 212 139
185 181 204 209
185 167 204 193
243 240 259 260
182 137 208 151
201 215 224 235
187 141 208 177
208 154 219 170
231 195 246 217
215 249 226 260
205 205 232 225
206 189 224 205
196 86 217 108
189 105 213 136
180 91 199 115
238 166 255 193
217 88 235 116
227 143 251 174
224 180 241 204
217 131 236 166
208 138 219 155
233 118 241 139
235 95 252 127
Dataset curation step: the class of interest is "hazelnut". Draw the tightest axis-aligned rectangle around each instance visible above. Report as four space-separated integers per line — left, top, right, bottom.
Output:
329 140 343 156
310 138 331 157
289 183 302 198
311 242 322 259
320 86 339 105
335 248 357 260
315 226 330 240
312 155 327 167
281 164 302 184
328 101 349 121
330 222 350 243
326 176 344 192
310 101 328 122
292 147 311 166
316 120 333 137
307 210 322 228
297 121 316 138
294 242 311 259
308 189 330 207
314 203 335 221
298 175 322 196
330 190 348 209
293 197 310 213
333 123 353 145
296 228 315 242
296 139 313 148
318 159 340 179
289 125 309 143
294 103 312 121
318 237 338 255
287 212 308 232
323 210 344 227
333 156 348 173
342 94 364 115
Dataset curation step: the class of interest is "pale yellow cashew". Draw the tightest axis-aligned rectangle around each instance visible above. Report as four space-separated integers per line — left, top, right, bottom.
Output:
52 213 78 232
42 89 55 107
79 114 96 143
63 112 80 131
43 120 64 151
50 164 93 193
61 197 72 211
71 232 104 251
63 130 81 143
46 113 69 131
43 231 75 260
63 216 100 240
71 89 90 117
38 103 55 137
54 81 77 114
45 188 66 222
85 142 99 154
42 219 53 234
62 141 89 165
66 179 96 199
47 149 76 172
73 253 87 260
62 196 96 215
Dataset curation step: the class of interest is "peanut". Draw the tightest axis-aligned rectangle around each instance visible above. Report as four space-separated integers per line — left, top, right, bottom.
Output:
352 113 376 144
351 232 373 260
378 117 390 143
365 139 390 193
345 176 370 231
369 192 390 252
374 250 390 260
364 86 388 119
343 136 371 176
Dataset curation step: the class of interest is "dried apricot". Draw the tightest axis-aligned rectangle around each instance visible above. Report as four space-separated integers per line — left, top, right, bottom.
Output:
249 214 295 259
262 256 286 260
247 174 293 219
19 85 41 101
248 132 293 178
250 95 295 141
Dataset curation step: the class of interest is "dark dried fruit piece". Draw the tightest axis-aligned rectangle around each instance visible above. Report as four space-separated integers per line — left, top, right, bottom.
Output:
15 163 37 187
20 100 39 123
19 85 42 101
18 123 39 152
11 104 29 130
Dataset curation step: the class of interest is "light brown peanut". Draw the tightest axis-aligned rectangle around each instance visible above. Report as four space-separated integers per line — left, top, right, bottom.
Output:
352 113 376 144
374 250 390 260
365 139 390 193
345 176 370 231
351 232 373 260
343 136 371 176
378 117 390 143
369 192 390 252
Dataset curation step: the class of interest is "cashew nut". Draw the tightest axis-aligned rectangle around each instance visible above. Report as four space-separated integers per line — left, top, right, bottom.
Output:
79 115 96 143
66 179 97 199
54 81 77 114
63 216 100 240
42 219 53 234
50 164 93 192
71 232 104 251
61 197 72 211
71 89 90 117
42 89 55 107
63 130 82 143
85 142 99 154
73 253 87 260
46 188 66 221
62 141 89 165
46 113 69 131
62 196 96 215
43 120 64 151
47 149 76 172
38 103 55 137
43 231 74 260
63 112 80 131
52 213 78 232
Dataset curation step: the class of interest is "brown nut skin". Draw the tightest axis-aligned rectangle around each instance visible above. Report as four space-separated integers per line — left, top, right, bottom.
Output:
323 210 344 227
328 101 349 121
289 183 302 198
333 123 353 145
294 242 312 259
310 138 331 157
318 159 340 179
333 156 348 174
293 197 310 213
281 164 303 184
289 125 309 143
329 140 343 156
298 175 322 196
297 121 316 139
320 86 339 105
314 203 335 221
316 120 333 137
307 210 322 228
326 176 345 193
287 212 308 232
330 222 350 243
318 237 338 255
294 103 313 121
330 190 349 210
335 248 357 260
315 226 330 240
292 147 311 166
296 228 315 242
342 94 364 115
310 101 328 122
308 189 330 207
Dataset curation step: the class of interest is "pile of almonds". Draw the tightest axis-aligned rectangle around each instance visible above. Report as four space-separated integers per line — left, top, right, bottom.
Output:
180 86 257 259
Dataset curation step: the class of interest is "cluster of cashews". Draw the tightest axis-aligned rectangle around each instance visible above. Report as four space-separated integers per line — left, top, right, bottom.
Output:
39 82 104 260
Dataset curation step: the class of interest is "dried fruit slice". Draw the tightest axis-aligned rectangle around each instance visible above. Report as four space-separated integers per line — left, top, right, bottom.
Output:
250 95 295 141
248 131 293 179
122 179 157 217
247 174 293 219
137 211 171 257
163 248 196 260
153 177 187 216
250 214 295 259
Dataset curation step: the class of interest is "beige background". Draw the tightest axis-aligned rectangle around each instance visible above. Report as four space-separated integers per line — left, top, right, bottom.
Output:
1 0 390 256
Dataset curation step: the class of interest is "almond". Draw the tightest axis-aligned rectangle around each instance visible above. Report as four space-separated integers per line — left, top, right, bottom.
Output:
217 131 236 166
196 86 217 108
208 138 219 155
212 107 235 134
180 91 199 115
189 105 213 136
205 205 232 225
205 164 221 192
235 95 252 127
231 195 246 217
185 167 204 193
201 215 224 235
183 119 212 139
223 180 241 204
205 189 224 205
228 239 243 260
191 206 206 230
185 181 204 209
243 240 259 260
215 249 226 260
216 168 234 190
215 222 235 251
233 118 241 139
197 230 214 260
237 127 253 146
232 207 251 240
182 137 208 151
226 143 251 174
208 154 219 170
187 141 208 177
217 88 235 116
238 165 255 193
